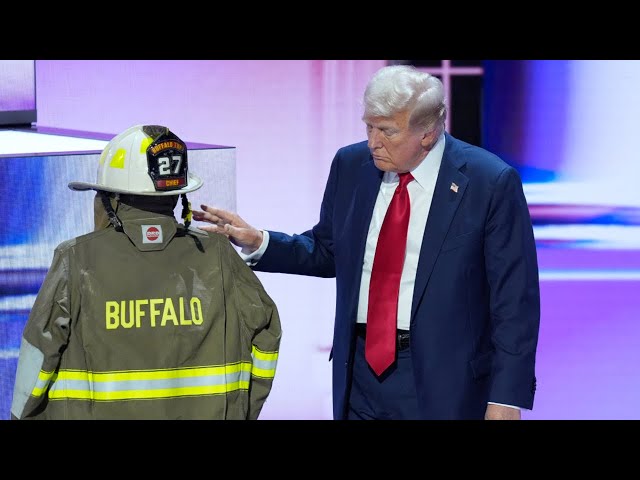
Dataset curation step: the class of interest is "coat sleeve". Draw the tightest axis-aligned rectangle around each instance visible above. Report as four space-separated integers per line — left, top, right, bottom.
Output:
224 241 282 420
484 166 540 409
246 286 282 420
11 245 73 419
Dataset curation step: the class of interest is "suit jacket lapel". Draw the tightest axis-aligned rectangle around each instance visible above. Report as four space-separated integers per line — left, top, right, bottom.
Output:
411 135 469 320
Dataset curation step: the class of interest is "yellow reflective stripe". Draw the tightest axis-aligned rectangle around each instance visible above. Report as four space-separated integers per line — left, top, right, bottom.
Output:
251 345 278 379
31 370 56 397
251 345 279 362
45 363 254 401
34 352 279 401
109 148 126 169
251 366 277 378
140 136 153 153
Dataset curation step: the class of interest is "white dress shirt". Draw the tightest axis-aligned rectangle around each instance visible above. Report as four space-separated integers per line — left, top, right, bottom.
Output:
356 134 444 330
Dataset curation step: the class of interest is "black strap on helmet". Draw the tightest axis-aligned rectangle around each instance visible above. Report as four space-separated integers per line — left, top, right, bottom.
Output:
180 193 192 230
174 193 204 252
100 192 124 232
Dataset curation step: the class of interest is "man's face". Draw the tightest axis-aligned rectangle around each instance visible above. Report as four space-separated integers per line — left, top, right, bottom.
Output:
364 109 431 173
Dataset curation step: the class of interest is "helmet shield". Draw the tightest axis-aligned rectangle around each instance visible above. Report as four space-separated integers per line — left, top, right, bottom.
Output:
145 125 189 192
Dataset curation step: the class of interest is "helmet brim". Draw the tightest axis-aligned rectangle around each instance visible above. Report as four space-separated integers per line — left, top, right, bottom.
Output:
68 172 204 196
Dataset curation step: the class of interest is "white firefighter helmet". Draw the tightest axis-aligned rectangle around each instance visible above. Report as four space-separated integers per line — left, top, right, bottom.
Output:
68 125 203 196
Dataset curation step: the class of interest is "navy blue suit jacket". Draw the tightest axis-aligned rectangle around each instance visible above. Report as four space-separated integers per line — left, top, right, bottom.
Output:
256 133 540 419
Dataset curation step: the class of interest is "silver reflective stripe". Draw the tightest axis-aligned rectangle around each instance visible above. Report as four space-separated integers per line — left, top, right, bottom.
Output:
46 364 254 401
50 369 251 393
10 338 46 419
251 346 278 378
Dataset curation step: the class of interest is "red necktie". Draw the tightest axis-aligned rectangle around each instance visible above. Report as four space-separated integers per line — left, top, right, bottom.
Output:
366 172 414 376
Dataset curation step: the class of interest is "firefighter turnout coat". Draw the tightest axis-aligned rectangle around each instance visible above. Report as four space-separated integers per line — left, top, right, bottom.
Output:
11 202 281 419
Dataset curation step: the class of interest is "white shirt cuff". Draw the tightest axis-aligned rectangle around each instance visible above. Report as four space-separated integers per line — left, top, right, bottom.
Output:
488 402 522 410
238 230 269 266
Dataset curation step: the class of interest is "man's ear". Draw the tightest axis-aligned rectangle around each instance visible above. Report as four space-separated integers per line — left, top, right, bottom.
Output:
420 129 437 149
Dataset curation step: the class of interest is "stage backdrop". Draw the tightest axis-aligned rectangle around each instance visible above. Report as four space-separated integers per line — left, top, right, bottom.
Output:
2 59 637 419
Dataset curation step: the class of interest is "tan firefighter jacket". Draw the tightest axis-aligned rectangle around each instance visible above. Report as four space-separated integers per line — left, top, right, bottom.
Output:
11 201 281 419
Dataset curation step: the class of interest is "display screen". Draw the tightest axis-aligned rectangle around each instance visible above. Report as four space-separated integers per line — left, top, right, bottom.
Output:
0 60 36 126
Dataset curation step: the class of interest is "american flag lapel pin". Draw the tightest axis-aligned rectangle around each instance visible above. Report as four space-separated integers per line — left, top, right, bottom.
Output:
450 182 459 193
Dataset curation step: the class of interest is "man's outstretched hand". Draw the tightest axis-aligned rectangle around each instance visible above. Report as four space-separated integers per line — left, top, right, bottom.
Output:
192 204 263 253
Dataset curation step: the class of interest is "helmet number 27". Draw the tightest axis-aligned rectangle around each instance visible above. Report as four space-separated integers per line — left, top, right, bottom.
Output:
158 155 182 175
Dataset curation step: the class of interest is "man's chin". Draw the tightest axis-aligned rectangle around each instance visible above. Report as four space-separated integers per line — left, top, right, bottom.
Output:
373 158 394 172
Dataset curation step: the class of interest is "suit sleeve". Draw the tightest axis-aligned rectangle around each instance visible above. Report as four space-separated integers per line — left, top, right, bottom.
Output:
254 148 340 278
11 246 72 419
484 167 540 409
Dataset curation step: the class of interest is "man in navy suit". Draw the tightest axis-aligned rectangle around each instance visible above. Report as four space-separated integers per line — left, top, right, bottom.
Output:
193 65 540 420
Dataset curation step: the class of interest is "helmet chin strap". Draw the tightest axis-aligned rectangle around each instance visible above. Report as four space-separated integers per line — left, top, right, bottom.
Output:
180 193 192 229
175 193 205 253
100 192 124 232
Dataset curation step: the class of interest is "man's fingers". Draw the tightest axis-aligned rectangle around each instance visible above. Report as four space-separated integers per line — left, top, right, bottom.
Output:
198 222 243 239
197 224 219 233
192 209 226 226
197 224 228 237
200 204 236 224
